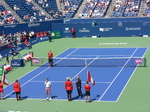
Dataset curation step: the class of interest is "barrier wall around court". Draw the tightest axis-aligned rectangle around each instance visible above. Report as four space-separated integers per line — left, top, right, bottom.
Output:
64 17 150 23
0 18 149 37
52 21 150 37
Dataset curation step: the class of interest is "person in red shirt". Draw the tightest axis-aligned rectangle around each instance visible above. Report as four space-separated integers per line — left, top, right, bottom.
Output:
13 79 21 101
47 50 53 67
84 81 91 103
65 77 73 101
71 27 76 38
24 39 30 47
0 80 4 100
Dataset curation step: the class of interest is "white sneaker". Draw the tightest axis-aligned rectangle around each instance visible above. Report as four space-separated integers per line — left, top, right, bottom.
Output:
49 97 52 100
46 97 49 100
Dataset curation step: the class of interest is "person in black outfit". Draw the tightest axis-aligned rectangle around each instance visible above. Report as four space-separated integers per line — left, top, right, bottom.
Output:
75 76 82 98
48 31 52 42
5 54 9 65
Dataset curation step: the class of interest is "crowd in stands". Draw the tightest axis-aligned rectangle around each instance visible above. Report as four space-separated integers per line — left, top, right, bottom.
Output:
5 0 51 22
35 0 63 19
143 0 150 16
111 0 141 17
79 0 110 18
63 0 82 18
0 30 49 47
0 2 18 25
0 0 149 24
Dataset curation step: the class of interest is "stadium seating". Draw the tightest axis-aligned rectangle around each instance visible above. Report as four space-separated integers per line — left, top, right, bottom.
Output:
0 3 18 25
63 0 83 18
4 0 48 22
0 0 147 22
111 0 141 17
79 0 110 18
34 0 63 19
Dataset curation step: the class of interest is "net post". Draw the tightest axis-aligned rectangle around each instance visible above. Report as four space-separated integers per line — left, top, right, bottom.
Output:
31 58 33 67
85 59 87 66
144 57 147 67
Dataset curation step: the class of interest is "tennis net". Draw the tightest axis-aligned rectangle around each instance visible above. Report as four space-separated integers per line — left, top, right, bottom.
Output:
31 57 146 67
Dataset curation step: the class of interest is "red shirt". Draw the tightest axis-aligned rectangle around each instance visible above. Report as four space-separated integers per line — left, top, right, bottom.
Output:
84 84 91 91
71 29 75 33
13 82 21 92
65 81 73 90
24 41 29 45
0 83 4 92
48 52 53 59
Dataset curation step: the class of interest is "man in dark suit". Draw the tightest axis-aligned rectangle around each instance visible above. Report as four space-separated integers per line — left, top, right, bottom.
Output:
75 76 82 98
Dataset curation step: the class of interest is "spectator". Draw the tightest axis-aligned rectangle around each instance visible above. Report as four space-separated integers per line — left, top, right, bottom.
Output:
24 39 31 48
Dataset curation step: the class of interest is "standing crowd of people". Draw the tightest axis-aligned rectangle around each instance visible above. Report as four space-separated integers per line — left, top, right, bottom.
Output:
0 76 91 103
0 30 51 47
64 76 91 103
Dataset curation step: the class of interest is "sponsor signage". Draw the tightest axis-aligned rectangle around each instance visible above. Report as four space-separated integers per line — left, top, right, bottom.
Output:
99 27 113 32
79 28 90 32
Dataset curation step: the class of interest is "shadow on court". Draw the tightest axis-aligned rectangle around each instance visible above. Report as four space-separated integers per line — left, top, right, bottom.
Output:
52 96 57 99
90 94 100 102
72 94 86 100
21 96 28 100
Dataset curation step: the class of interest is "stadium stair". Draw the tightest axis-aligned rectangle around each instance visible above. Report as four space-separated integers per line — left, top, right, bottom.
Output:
74 0 86 18
31 0 52 19
55 0 64 14
138 0 147 17
105 0 116 18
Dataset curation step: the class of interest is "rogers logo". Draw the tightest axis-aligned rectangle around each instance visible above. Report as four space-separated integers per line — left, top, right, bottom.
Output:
33 59 40 63
135 59 143 64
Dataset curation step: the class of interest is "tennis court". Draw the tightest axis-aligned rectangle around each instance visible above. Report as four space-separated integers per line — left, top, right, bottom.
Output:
3 47 147 102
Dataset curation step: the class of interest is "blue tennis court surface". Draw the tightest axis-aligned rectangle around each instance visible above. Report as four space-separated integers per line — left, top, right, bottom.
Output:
4 48 148 102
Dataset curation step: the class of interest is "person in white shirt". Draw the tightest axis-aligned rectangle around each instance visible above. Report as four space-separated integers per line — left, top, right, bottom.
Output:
44 78 52 100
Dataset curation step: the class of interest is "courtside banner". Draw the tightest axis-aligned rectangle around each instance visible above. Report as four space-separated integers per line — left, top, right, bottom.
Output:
0 67 3 75
11 59 24 67
29 38 39 45
37 36 49 42
51 31 61 39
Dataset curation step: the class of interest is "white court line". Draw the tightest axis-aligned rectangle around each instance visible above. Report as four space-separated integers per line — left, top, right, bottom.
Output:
71 55 100 81
4 68 50 98
98 47 139 101
8 97 117 102
4 48 79 98
116 47 149 102
69 55 131 57
29 81 111 84
4 48 71 89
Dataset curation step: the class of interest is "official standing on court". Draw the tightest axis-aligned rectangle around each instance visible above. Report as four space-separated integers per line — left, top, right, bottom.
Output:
13 79 22 101
84 81 91 103
48 31 52 42
44 78 52 100
0 80 4 100
65 77 73 101
75 76 82 98
5 54 9 65
47 50 53 67
71 27 76 38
